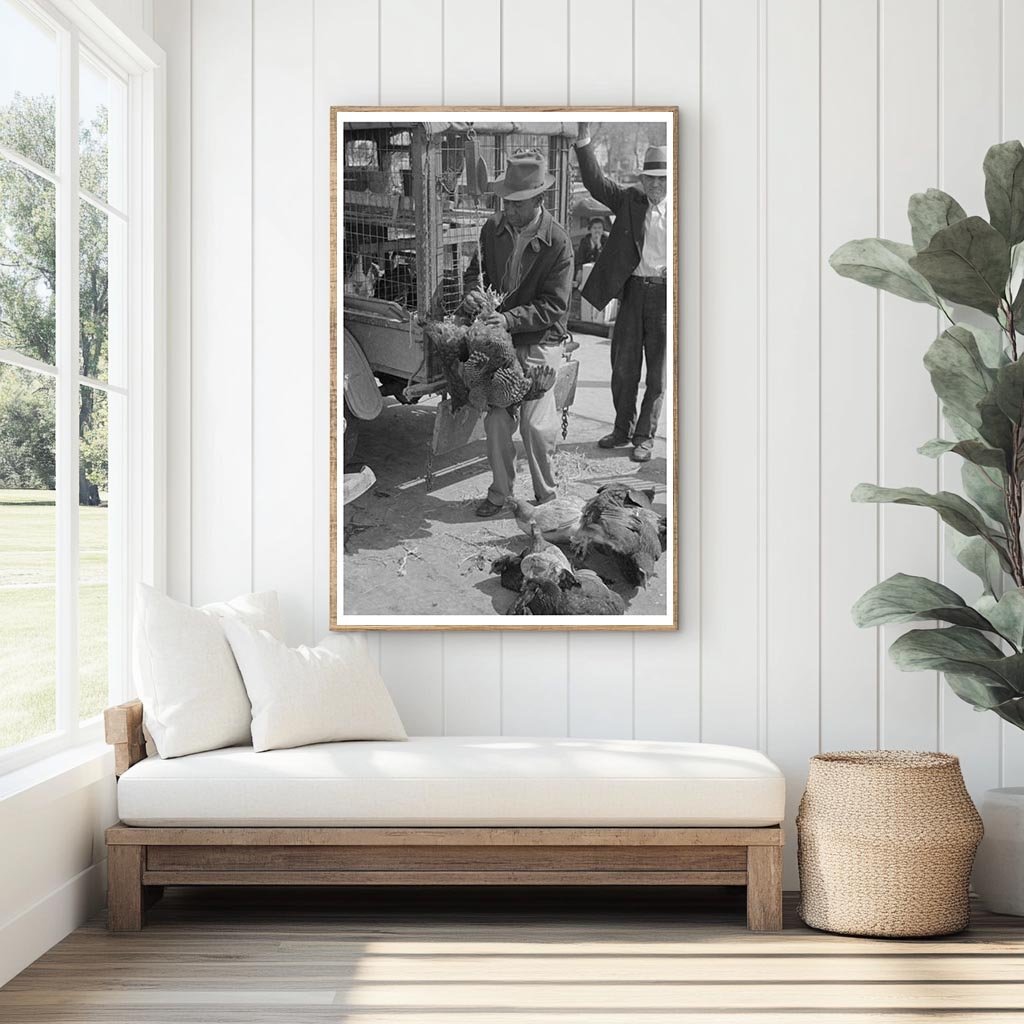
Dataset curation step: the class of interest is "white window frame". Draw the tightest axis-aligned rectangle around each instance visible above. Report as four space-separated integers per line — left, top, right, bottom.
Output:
0 0 164 776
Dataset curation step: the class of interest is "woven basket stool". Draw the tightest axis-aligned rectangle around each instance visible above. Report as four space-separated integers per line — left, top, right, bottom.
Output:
797 751 983 937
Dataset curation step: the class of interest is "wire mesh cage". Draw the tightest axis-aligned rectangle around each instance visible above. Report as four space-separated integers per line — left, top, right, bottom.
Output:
341 122 573 325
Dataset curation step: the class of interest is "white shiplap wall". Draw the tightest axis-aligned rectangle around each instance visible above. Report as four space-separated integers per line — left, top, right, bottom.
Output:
153 0 1024 884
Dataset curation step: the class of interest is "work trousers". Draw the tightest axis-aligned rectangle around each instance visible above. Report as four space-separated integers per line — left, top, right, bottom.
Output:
610 275 667 442
484 343 562 505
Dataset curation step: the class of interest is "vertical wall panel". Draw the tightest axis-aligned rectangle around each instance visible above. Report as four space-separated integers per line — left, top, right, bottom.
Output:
568 634 635 738
501 0 568 103
764 0 821 883
1002 0 1024 786
878 0 941 751
312 0 380 656
938 0 1002 795
153 0 191 604
443 0 501 105
253 0 316 646
819 0 879 754
189 0 253 605
502 634 569 736
630 0 700 742
699 0 760 749
375 0 447 726
568 0 632 103
496 0 572 736
381 0 443 104
440 0 505 733
444 639 501 734
380 634 445 735
564 0 637 736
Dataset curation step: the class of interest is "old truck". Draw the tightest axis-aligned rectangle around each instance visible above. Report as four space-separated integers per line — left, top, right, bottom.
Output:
337 119 582 479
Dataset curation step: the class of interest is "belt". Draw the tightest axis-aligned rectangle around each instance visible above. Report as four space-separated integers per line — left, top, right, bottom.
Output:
630 274 667 286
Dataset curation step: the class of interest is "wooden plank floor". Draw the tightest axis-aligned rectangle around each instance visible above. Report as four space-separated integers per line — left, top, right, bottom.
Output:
3 886 1024 1022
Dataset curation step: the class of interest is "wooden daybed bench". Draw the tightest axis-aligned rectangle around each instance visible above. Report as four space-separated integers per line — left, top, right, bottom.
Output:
104 700 785 932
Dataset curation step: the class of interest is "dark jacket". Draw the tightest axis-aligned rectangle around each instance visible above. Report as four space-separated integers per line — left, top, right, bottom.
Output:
575 233 607 271
463 207 574 347
575 141 650 310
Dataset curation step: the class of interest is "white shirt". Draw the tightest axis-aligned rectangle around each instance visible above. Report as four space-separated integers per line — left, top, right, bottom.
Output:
636 197 668 277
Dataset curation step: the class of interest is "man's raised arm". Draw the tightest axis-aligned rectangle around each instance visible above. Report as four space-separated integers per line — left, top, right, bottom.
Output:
574 120 627 214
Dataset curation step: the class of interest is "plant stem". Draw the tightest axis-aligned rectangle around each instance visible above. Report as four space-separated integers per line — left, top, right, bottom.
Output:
1006 307 1024 587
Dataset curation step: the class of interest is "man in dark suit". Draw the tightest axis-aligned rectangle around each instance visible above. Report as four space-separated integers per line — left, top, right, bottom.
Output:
462 148 574 517
574 122 669 463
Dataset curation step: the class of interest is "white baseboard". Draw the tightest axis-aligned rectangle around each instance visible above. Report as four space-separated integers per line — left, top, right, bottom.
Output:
0 858 107 987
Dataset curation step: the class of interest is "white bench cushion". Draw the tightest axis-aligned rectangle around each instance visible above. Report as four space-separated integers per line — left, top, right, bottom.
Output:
117 736 785 828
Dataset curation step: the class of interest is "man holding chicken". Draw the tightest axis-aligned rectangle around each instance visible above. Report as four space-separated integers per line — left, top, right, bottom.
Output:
463 148 575 518
573 121 669 463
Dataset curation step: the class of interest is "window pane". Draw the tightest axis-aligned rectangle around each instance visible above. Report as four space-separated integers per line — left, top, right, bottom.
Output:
0 0 57 172
79 51 125 209
79 384 110 723
0 362 56 750
80 203 124 383
0 158 56 364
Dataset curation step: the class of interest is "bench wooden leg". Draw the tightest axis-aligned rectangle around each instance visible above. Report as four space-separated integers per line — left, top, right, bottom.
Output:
746 845 783 931
107 845 145 932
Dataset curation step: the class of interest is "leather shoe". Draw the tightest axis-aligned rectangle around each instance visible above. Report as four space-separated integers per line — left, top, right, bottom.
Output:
598 432 630 449
630 439 654 463
475 499 504 517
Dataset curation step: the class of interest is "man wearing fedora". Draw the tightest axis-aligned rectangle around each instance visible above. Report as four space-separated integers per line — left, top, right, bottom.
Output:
574 122 669 463
462 148 574 518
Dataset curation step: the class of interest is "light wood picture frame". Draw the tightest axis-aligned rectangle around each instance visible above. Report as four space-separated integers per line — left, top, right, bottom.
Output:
330 107 679 630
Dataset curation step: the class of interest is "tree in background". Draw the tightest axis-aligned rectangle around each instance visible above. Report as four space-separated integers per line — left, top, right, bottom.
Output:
0 92 109 502
586 122 668 178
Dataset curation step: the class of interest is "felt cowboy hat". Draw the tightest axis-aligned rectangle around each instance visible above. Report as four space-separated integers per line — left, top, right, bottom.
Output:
640 145 669 177
492 148 555 200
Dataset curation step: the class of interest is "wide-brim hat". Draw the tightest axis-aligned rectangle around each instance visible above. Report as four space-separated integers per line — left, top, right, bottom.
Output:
492 148 555 200
640 145 669 177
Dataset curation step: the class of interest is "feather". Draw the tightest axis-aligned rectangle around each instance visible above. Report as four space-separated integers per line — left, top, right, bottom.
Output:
508 495 584 543
571 487 667 587
489 553 524 593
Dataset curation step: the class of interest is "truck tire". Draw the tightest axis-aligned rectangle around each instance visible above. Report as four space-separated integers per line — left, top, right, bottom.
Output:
343 403 360 465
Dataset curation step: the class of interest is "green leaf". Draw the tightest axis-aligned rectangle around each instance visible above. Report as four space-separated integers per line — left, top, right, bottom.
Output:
851 482 1007 545
918 437 1007 470
909 216 1011 314
852 573 994 630
942 407 983 442
852 483 1012 578
983 687 1024 728
977 589 1024 649
993 358 1024 423
969 322 1012 368
984 140 1024 246
962 461 1009 527
889 627 1024 707
1011 277 1024 325
944 671 1024 714
978 391 1016 459
830 238 943 307
923 325 997 428
908 188 968 251
951 533 1004 596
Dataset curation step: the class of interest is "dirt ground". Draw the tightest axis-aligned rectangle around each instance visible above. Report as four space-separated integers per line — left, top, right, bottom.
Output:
342 327 670 617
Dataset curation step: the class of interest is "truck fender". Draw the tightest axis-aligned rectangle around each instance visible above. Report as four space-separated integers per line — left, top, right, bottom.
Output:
342 327 385 420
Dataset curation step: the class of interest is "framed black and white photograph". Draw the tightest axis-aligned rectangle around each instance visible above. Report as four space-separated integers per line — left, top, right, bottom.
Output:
330 108 678 630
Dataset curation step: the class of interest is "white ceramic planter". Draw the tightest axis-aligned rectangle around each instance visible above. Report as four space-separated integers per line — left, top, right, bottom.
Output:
973 787 1024 916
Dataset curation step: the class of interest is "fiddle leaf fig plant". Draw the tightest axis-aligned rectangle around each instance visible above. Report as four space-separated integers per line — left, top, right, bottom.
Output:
832 140 1024 731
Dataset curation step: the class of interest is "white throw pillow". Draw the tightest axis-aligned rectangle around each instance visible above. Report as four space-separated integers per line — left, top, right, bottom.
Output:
133 584 283 758
223 621 407 752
